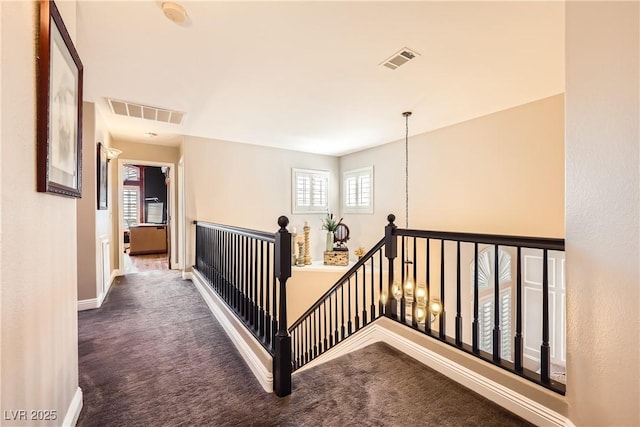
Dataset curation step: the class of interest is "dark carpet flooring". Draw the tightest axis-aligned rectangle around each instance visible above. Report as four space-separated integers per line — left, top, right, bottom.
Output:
77 270 535 427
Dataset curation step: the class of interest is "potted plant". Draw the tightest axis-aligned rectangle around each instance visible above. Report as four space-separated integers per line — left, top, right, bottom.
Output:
321 214 342 252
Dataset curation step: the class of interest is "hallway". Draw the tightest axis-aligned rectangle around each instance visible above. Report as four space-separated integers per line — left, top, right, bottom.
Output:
77 271 532 426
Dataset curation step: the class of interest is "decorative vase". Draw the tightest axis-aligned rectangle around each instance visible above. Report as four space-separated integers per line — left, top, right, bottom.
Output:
326 231 334 252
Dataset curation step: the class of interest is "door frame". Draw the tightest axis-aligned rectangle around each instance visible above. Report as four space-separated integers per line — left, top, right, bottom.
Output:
117 158 179 272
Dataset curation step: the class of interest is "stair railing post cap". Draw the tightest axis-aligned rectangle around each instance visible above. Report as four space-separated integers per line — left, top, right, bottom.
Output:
387 214 396 224
278 216 290 230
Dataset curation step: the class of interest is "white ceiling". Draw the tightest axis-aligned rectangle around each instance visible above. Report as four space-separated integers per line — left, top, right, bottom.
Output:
77 1 565 156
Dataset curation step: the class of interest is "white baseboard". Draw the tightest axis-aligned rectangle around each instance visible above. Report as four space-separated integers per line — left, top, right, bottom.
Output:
189 270 273 393
182 271 192 281
296 316 570 427
77 298 99 311
62 387 82 427
77 270 119 311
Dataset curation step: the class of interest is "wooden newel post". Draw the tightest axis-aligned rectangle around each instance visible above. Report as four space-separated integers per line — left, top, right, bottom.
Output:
384 214 398 318
273 215 292 397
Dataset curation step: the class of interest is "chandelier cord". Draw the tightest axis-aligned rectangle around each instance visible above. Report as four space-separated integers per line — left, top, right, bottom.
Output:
404 112 411 230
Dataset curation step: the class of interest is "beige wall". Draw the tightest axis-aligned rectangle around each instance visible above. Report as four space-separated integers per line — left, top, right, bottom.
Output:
340 94 565 254
566 2 639 426
109 139 180 270
1 0 79 425
77 102 113 301
183 136 340 267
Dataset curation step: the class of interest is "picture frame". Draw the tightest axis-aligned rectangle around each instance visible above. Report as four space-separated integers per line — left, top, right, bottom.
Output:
97 142 108 210
37 0 84 198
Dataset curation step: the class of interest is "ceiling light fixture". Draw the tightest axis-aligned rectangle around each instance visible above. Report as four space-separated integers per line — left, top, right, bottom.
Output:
161 2 187 24
144 132 158 138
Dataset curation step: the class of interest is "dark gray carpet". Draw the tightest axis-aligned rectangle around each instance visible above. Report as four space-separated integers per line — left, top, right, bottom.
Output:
78 271 535 427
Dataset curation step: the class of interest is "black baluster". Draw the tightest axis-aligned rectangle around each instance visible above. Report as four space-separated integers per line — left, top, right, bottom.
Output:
361 265 367 326
354 275 360 331
455 241 463 346
426 238 431 334
334 291 339 344
378 250 383 316
310 310 318 358
411 237 418 327
541 249 551 383
439 240 446 339
370 254 376 320
472 242 479 353
515 247 523 372
346 280 352 336
323 300 328 352
259 241 265 339
400 236 407 322
493 244 501 362
341 284 346 340
329 292 334 347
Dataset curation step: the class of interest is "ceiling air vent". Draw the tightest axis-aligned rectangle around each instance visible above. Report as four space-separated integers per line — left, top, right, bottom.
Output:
381 47 420 70
107 98 185 125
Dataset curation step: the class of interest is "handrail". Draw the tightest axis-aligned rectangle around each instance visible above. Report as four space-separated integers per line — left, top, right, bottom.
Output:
396 228 564 251
287 214 566 395
289 237 385 331
194 220 276 242
193 217 292 397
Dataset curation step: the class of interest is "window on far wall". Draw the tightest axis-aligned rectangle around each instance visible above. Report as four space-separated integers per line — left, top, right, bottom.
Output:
343 166 373 214
123 186 140 228
292 168 329 214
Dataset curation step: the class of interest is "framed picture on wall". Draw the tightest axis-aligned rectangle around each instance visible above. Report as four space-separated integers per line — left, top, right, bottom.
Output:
37 0 84 198
97 142 108 210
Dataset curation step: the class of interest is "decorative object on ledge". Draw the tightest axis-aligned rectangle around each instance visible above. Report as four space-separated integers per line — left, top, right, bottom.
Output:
291 227 297 265
323 251 349 266
354 246 365 260
303 221 311 265
37 0 84 198
334 223 350 251
321 213 342 252
296 235 305 267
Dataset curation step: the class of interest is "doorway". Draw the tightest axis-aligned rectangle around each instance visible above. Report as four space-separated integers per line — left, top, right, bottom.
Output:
118 159 177 274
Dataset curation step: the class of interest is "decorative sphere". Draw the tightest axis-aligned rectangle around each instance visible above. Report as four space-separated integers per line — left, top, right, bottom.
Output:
387 214 396 224
277 216 289 229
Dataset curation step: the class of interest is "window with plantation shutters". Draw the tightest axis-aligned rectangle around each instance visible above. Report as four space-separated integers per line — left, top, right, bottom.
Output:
123 186 140 228
343 166 373 214
292 168 329 214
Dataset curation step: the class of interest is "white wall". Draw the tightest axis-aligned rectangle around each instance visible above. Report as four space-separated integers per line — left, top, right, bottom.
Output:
1 1 80 425
340 95 565 253
183 136 340 266
565 2 639 425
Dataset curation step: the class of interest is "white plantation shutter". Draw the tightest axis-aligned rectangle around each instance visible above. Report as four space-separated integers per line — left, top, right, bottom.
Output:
478 290 513 360
479 299 493 353
343 166 373 214
473 247 513 361
123 186 139 227
292 169 329 213
124 165 140 181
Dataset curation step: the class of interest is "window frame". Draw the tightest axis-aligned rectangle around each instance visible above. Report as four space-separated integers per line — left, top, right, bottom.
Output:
291 168 330 214
343 166 374 214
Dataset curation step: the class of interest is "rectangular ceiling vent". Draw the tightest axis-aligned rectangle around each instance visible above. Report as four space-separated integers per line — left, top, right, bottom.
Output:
381 47 420 70
107 98 185 125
